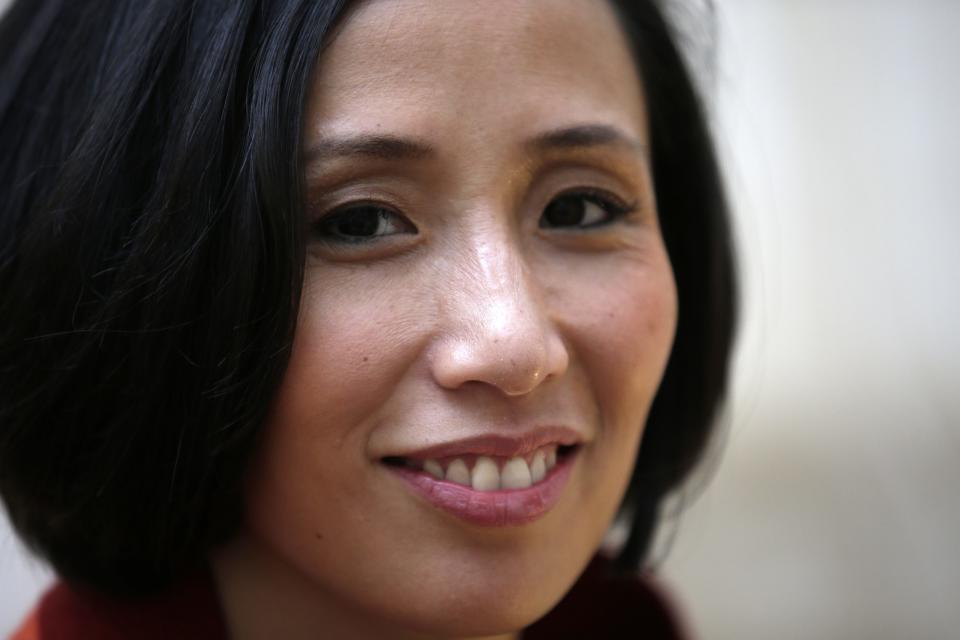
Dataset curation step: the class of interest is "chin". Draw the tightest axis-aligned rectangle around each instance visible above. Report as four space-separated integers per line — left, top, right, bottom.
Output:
378 553 582 638
393 592 550 639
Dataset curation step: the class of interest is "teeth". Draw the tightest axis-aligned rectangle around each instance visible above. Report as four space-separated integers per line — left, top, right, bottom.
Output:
471 456 500 492
546 448 557 470
423 459 444 480
530 451 546 483
446 458 471 486
501 457 532 490
411 444 571 489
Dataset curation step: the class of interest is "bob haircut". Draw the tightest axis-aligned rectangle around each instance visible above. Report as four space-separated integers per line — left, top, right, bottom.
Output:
0 0 736 594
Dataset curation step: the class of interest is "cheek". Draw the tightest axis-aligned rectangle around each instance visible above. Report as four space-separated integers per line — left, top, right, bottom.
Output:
270 271 423 439
551 250 678 428
242 272 429 582
249 272 427 536
607 266 677 401
543 246 677 530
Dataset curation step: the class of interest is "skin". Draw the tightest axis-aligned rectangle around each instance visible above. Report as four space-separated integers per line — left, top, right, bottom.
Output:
211 1 678 638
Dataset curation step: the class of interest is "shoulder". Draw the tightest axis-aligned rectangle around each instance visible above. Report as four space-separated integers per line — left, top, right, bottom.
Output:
9 571 228 640
525 554 692 640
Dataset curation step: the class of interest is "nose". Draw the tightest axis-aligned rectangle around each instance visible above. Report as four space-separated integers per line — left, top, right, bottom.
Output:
429 235 569 397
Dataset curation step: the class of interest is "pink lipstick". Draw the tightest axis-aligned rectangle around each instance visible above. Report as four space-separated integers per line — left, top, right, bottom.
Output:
384 443 579 526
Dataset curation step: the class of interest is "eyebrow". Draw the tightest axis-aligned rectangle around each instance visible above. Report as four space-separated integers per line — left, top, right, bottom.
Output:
526 124 647 156
304 135 434 163
303 124 646 165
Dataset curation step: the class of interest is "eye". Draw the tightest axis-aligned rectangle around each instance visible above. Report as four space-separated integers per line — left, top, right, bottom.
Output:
539 190 634 230
312 203 417 244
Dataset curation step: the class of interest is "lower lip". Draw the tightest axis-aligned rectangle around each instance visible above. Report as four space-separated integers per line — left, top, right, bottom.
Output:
386 451 576 527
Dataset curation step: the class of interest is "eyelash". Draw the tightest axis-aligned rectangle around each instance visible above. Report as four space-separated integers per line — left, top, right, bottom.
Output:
311 202 413 245
538 188 636 230
310 189 636 245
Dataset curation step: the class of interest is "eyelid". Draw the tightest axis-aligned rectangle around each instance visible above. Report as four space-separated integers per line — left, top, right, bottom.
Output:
305 178 414 223
564 186 634 213
315 198 404 220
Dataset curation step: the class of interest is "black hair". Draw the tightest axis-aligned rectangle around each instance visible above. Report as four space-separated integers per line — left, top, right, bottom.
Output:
612 0 736 570
0 0 735 595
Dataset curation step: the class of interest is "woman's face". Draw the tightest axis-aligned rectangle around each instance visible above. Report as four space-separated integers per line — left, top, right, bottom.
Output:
218 0 677 637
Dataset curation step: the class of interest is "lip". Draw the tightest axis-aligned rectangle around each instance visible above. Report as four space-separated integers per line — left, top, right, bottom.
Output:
386 447 578 527
385 426 584 461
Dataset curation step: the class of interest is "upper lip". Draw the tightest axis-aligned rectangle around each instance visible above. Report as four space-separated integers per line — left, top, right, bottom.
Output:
383 426 585 461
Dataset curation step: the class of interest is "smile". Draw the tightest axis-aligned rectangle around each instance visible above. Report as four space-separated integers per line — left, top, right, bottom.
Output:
381 433 582 527
383 444 571 491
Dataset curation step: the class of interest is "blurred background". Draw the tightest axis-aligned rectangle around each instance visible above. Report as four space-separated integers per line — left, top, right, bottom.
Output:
657 1 960 639
2 0 958 638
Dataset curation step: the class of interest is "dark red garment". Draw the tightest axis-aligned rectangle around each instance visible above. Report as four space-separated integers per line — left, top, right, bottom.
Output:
10 571 228 640
11 556 688 639
526 556 689 639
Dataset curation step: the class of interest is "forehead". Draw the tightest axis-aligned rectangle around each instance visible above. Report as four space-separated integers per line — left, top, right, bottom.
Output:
307 0 647 146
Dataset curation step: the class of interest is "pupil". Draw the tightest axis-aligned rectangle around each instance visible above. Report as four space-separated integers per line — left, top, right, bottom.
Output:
336 208 381 236
543 196 584 227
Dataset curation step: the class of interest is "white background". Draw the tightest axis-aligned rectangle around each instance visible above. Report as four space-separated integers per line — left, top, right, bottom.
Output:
659 1 960 639
2 1 959 638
